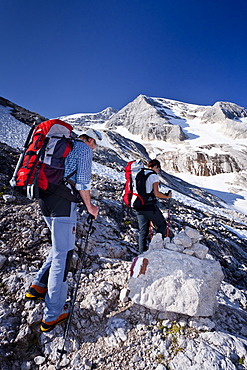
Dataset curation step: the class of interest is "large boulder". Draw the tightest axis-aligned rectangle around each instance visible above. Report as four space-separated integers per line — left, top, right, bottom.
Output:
128 246 224 317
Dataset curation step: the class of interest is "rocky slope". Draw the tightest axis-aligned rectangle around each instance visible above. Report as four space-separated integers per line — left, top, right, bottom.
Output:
0 139 247 370
0 97 47 127
0 97 247 370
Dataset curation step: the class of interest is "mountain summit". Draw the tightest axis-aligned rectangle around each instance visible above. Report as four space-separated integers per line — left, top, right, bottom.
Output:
59 94 247 215
105 94 188 142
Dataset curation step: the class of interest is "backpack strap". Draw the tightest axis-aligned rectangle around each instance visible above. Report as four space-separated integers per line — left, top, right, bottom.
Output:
63 169 77 181
142 168 156 194
24 137 50 199
144 169 156 203
134 168 157 210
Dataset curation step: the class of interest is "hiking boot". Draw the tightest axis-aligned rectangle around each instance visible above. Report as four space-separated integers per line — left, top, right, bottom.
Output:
40 304 70 332
25 285 47 301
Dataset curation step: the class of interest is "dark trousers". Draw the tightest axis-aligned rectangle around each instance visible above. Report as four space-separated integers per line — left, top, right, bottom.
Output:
136 205 167 254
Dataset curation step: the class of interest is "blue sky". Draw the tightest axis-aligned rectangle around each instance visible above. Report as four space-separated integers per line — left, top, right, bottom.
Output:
1 0 247 118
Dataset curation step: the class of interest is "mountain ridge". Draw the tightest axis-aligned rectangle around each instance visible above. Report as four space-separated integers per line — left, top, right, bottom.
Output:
58 94 247 215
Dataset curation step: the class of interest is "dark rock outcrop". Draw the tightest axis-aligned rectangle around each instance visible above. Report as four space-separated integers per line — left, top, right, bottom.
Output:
0 96 47 127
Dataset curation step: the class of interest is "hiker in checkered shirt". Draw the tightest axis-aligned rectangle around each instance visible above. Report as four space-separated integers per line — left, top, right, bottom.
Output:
26 129 103 332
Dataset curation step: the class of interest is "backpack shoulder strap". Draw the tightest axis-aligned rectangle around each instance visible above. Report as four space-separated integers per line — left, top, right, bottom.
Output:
142 168 156 181
142 169 157 197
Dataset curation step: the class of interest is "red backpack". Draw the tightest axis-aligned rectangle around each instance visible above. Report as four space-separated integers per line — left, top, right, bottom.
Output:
10 119 74 199
123 160 155 209
123 160 137 207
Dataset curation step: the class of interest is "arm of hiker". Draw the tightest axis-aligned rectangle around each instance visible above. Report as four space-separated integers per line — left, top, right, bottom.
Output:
153 182 172 199
79 190 99 219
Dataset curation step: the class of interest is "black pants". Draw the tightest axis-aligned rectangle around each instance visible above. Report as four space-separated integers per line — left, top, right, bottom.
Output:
136 205 166 254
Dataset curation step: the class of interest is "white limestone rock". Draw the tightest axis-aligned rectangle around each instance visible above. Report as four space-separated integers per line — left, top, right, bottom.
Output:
189 317 216 331
163 237 170 245
173 232 192 248
184 226 203 242
183 248 195 256
149 233 164 250
169 331 247 370
155 365 167 370
14 324 31 342
26 304 43 325
105 317 128 347
166 243 184 253
105 94 187 142
2 194 16 203
168 228 208 259
191 243 209 259
91 188 100 199
34 356 46 365
119 288 129 303
128 249 224 316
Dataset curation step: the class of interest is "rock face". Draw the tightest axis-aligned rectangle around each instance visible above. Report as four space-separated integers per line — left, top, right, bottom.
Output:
104 96 247 184
201 101 247 139
0 96 47 126
128 234 224 317
157 144 247 176
202 101 247 122
59 106 118 126
56 95 247 182
106 94 187 142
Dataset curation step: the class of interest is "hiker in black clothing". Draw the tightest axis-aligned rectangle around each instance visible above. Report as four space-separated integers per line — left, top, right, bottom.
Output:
136 159 172 254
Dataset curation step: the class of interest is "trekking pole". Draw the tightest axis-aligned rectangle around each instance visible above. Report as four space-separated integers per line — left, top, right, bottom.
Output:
56 214 94 368
149 221 153 241
9 122 37 187
166 198 171 238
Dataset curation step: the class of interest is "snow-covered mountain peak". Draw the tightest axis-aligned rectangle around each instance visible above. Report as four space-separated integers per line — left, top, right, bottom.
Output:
59 106 117 127
1 95 247 215
52 94 247 215
105 94 188 143
202 101 247 123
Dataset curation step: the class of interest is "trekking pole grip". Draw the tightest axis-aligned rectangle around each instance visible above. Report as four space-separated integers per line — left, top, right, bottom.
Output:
87 213 94 224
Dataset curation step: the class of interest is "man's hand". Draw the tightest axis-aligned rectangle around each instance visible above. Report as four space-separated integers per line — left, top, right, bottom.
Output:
166 190 172 198
87 204 99 219
79 190 99 219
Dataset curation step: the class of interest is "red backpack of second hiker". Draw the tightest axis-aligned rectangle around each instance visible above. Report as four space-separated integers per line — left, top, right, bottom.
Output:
123 160 156 209
123 160 145 208
12 119 73 199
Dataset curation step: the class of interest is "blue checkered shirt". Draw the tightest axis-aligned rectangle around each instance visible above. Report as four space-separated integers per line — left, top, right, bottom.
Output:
64 140 92 191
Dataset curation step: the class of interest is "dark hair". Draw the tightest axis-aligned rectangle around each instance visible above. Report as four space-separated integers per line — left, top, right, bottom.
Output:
79 134 92 142
148 159 161 169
